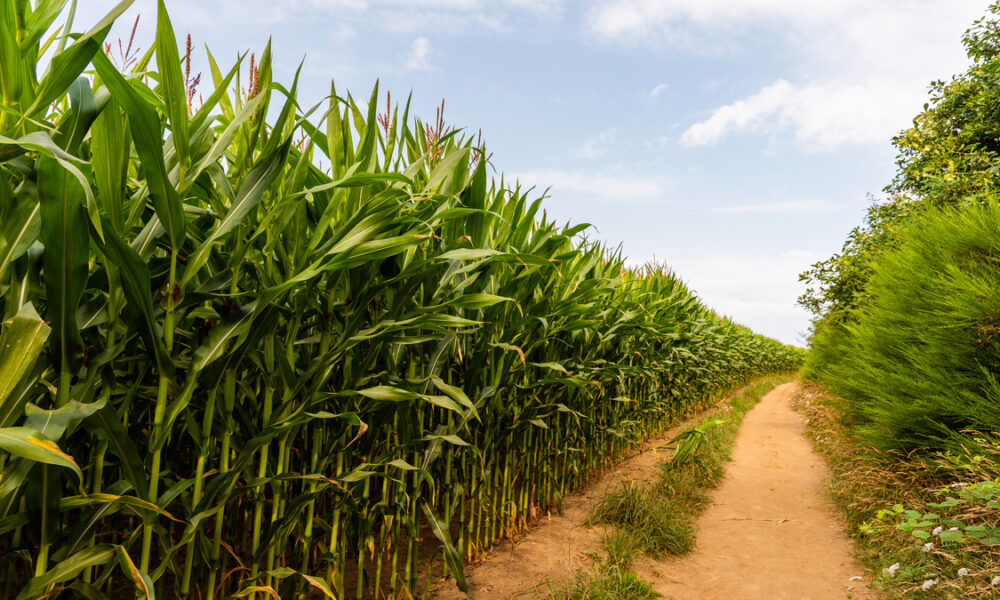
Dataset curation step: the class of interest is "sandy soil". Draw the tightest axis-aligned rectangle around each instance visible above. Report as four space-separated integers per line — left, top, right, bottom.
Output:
429 396 739 600
430 381 876 600
636 381 876 599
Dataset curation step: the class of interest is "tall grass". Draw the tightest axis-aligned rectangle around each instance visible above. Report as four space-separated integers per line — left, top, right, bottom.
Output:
0 3 804 598
804 202 1000 450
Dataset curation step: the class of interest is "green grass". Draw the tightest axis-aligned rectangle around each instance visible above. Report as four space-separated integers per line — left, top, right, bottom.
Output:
796 384 1000 600
588 483 694 557
552 565 659 600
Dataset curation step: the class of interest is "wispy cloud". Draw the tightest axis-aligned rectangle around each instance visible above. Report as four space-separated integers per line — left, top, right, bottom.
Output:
578 128 618 158
405 37 433 70
641 82 669 99
511 168 675 204
644 135 670 148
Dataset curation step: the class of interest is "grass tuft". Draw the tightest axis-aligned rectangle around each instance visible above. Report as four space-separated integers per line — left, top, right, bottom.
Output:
588 483 694 556
552 565 659 600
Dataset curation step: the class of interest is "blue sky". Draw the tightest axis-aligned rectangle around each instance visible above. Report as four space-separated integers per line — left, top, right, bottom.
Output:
77 0 989 345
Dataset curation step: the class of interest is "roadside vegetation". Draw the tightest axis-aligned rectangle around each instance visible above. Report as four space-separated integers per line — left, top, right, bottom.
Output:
552 377 791 600
798 3 1000 597
0 2 803 599
795 386 1000 599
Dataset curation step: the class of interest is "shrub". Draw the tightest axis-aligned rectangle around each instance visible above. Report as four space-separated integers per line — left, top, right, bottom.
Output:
804 202 1000 449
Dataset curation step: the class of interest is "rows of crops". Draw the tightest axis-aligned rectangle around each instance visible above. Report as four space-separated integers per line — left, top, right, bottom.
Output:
0 2 803 598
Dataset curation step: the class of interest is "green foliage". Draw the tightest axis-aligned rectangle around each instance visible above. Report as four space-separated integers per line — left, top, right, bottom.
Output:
664 418 725 465
800 3 1000 321
798 196 920 320
804 203 1000 449
553 565 659 600
0 3 803 599
864 480 1000 548
891 2 1000 206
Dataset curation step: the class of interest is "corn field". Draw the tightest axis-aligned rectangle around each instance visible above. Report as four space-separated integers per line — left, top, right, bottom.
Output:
0 2 804 599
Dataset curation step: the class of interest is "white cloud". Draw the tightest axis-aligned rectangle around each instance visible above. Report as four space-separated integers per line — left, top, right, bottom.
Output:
405 37 433 70
680 80 794 147
511 168 675 204
664 249 824 344
502 0 564 18
588 0 987 151
372 0 563 33
578 128 618 158
644 135 671 148
642 82 669 99
680 78 919 150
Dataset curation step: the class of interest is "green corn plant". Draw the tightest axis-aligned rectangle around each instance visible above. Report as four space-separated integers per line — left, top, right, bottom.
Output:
663 418 727 465
0 3 805 599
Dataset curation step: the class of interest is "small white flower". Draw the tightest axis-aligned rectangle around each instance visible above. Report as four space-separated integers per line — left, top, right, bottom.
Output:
992 575 1000 586
958 568 970 577
932 526 944 536
922 578 938 590
883 562 901 577
922 542 934 552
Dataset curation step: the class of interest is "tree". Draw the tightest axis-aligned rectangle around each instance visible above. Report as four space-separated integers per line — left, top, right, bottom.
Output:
799 2 1000 322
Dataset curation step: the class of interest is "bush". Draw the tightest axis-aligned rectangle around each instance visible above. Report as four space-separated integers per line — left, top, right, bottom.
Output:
804 202 1000 449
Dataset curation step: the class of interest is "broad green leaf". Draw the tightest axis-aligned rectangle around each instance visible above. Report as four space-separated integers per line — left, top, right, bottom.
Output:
0 427 82 482
15 545 116 600
116 545 155 599
90 95 130 231
357 386 420 402
939 529 964 543
92 52 186 248
37 155 89 374
91 217 172 378
0 303 50 413
422 502 467 592
0 2 25 106
27 34 108 120
155 0 189 167
436 248 503 261
85 406 149 499
182 138 292 285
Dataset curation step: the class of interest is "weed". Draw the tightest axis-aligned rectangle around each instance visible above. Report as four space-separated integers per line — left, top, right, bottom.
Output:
602 530 643 569
552 565 659 600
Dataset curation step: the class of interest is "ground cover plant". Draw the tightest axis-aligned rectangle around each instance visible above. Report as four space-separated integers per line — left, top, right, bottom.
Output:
795 386 1000 599
0 2 803 599
554 377 790 600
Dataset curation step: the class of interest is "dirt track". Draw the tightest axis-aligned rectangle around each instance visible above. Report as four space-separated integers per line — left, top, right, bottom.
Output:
430 381 875 599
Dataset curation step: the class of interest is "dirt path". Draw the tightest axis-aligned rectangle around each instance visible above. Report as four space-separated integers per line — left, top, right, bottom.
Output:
431 381 875 599
635 381 875 599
